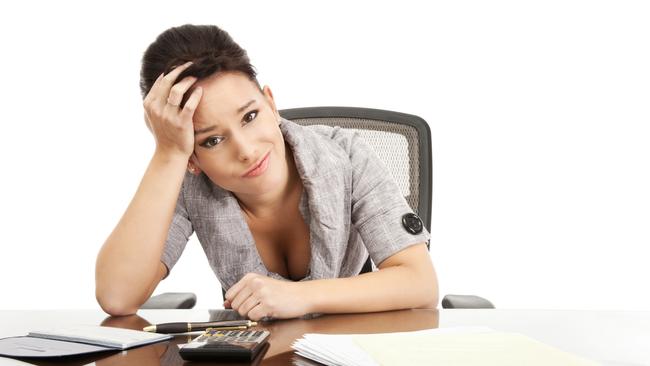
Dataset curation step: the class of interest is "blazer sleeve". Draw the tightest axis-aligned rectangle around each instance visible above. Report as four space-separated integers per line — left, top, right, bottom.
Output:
160 177 194 279
346 131 430 266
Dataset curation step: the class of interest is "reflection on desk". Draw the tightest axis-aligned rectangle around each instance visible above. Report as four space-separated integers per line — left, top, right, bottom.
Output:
0 308 438 366
0 309 648 365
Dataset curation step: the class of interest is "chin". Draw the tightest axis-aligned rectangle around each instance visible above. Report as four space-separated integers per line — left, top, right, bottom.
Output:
255 169 284 191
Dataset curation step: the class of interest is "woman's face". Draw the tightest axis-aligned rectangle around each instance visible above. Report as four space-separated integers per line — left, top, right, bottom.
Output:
189 71 286 197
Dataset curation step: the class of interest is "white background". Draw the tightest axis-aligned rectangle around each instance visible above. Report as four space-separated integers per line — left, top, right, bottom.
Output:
1 0 648 310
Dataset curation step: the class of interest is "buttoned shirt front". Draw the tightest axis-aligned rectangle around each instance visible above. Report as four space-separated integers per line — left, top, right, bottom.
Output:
161 118 430 291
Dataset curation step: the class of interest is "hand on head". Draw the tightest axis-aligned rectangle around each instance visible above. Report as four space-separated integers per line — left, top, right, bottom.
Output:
142 61 203 162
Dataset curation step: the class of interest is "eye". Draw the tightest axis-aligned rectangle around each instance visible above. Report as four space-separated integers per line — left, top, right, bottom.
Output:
200 136 224 148
243 110 258 123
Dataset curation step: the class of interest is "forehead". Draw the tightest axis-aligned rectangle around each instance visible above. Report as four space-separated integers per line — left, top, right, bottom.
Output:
192 71 261 127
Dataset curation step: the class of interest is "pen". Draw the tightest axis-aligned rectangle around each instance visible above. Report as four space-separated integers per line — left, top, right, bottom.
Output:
143 320 257 333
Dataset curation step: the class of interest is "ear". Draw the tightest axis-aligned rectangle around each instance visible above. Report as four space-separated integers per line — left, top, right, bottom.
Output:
262 85 281 123
187 153 202 176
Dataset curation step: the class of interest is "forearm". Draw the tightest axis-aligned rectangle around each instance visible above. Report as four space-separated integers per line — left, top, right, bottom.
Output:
95 151 187 310
303 262 438 314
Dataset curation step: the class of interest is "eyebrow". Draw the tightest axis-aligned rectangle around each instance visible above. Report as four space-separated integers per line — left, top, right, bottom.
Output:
194 99 257 136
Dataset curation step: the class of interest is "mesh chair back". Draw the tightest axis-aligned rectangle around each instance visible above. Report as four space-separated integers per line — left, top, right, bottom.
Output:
279 107 432 234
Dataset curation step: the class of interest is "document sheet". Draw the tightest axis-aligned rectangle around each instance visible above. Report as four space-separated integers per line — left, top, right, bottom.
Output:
292 327 599 366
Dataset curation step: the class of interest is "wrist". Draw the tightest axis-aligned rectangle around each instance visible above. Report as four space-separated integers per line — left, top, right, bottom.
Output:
152 148 191 166
296 280 319 315
150 150 190 177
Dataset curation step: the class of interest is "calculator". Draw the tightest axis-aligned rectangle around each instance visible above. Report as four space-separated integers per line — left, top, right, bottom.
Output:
179 328 271 361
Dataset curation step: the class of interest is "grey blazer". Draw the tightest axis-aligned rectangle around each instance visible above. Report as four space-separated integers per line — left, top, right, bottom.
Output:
161 118 430 291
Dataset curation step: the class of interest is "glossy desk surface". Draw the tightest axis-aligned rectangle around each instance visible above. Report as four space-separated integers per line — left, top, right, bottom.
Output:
1 309 648 365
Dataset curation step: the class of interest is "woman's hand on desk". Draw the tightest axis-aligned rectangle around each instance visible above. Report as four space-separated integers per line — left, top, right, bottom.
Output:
224 273 309 321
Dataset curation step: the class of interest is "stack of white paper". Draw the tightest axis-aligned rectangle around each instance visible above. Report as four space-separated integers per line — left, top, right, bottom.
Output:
292 327 599 366
292 327 492 366
293 333 379 366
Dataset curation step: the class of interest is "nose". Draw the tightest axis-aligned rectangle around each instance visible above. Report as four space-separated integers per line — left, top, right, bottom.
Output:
229 129 257 163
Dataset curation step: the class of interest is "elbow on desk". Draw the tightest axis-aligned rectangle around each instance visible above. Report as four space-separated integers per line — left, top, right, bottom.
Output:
412 281 439 310
96 296 139 316
414 270 439 310
420 291 439 309
95 289 139 316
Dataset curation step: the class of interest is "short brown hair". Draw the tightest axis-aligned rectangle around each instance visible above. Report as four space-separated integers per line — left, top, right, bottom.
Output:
139 24 261 108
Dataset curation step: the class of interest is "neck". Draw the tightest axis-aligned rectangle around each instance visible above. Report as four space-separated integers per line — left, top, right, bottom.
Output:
236 143 301 220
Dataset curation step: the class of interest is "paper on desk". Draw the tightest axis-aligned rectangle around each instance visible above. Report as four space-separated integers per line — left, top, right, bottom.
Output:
293 327 600 366
354 330 600 366
292 327 493 366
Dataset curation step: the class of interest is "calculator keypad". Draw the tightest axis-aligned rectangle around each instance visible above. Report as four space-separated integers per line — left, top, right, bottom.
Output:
191 329 269 347
180 328 270 360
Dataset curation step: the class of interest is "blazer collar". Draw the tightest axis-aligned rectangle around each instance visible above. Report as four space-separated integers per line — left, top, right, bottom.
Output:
279 118 353 282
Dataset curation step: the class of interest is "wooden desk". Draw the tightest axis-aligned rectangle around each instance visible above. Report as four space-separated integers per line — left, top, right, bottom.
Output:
1 309 648 365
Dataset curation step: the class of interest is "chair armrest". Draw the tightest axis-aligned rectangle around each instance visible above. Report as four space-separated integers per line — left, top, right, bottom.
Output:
140 292 197 309
442 294 495 309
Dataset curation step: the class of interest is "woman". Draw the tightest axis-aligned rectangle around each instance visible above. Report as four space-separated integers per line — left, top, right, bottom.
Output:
95 24 438 320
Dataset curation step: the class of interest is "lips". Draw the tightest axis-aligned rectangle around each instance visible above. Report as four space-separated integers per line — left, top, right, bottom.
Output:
242 151 271 178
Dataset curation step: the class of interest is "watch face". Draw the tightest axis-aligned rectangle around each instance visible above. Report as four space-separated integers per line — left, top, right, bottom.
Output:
402 213 423 235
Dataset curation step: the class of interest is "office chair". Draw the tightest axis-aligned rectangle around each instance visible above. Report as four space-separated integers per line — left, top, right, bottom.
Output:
282 106 493 309
141 106 494 309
